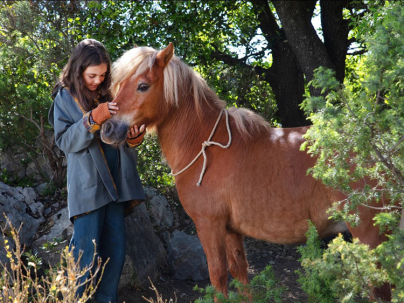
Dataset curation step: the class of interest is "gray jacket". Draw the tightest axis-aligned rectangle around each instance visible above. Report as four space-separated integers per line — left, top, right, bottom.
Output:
48 88 145 219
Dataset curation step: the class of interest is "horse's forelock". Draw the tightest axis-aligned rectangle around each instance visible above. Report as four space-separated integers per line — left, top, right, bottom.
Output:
111 47 157 96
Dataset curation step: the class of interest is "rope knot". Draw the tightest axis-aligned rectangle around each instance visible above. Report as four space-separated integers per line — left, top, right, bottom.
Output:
171 109 232 186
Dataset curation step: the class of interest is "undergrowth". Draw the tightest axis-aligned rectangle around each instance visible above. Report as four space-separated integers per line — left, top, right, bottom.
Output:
0 215 105 302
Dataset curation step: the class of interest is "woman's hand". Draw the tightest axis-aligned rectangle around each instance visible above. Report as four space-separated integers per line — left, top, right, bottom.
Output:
108 102 119 115
126 124 146 147
91 102 116 125
127 124 146 139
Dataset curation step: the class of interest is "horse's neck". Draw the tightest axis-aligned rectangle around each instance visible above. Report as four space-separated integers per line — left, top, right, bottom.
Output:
157 104 221 173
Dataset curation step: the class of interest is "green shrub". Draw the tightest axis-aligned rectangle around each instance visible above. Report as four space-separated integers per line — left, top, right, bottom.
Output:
137 133 175 191
194 265 285 303
299 2 404 302
376 228 404 302
296 222 337 303
297 221 404 303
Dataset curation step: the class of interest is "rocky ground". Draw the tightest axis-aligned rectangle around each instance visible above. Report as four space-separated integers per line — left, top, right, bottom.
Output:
118 237 308 303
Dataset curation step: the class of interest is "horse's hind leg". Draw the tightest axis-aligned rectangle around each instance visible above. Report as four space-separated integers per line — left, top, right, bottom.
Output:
225 231 249 285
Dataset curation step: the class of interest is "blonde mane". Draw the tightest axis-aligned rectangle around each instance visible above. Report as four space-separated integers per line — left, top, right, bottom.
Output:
111 46 225 112
111 45 271 138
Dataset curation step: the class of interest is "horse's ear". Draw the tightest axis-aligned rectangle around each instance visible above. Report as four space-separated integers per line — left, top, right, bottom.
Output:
156 42 174 69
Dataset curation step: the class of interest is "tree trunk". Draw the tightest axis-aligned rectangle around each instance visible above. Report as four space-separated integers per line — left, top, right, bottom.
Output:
267 38 308 127
272 0 336 98
320 0 350 83
252 0 309 127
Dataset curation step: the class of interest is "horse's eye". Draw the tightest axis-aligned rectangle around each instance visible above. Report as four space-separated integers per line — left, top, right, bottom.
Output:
137 83 149 92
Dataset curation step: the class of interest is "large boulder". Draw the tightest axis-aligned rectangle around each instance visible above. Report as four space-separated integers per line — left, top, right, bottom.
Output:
0 182 45 264
167 230 209 281
144 187 174 229
121 203 167 288
31 207 73 266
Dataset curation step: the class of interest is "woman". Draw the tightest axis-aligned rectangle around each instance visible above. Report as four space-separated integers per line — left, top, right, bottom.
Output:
49 39 145 303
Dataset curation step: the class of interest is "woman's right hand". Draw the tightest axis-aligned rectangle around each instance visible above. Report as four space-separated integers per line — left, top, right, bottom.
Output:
107 102 119 115
91 102 113 125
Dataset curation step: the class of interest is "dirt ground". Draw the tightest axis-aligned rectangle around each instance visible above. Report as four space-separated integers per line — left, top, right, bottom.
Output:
118 237 308 303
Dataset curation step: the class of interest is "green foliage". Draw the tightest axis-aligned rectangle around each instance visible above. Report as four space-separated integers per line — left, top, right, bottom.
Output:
376 229 404 302
298 3 404 302
41 237 66 254
0 1 62 148
297 222 404 303
194 266 285 303
296 222 337 303
137 133 175 190
22 250 43 271
301 233 388 303
301 1 404 225
0 168 11 185
0 168 34 188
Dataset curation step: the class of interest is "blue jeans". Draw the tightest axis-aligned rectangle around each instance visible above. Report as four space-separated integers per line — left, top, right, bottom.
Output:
70 202 126 303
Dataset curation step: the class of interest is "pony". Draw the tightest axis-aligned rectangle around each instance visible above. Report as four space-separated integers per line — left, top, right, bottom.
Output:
101 43 390 301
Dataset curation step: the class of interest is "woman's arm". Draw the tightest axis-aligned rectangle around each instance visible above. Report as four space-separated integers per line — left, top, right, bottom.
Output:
52 91 95 154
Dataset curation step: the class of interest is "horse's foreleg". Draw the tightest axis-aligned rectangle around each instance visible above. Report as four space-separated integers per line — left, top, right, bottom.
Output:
195 220 229 296
225 232 249 285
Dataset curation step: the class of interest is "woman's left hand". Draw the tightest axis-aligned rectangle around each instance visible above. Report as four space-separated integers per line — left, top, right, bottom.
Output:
127 124 146 139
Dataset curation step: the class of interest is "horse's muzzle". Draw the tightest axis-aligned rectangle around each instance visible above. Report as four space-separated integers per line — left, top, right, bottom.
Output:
101 120 128 146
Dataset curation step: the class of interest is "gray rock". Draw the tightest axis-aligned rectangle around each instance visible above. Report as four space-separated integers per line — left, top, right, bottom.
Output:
31 208 73 267
0 182 45 265
0 149 27 179
0 180 207 293
0 182 45 246
35 183 49 195
145 187 174 228
121 203 167 288
167 230 209 281
17 187 37 204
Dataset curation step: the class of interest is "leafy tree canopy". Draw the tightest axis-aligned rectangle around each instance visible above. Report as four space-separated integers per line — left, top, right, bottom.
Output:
0 0 389 188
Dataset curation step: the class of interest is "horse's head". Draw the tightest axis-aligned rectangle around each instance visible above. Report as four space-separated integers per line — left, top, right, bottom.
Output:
101 43 174 146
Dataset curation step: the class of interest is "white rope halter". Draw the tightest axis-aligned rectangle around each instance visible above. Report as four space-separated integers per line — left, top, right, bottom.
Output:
171 109 232 186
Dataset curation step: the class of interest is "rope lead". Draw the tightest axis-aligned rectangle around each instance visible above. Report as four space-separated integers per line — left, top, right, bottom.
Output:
171 109 232 186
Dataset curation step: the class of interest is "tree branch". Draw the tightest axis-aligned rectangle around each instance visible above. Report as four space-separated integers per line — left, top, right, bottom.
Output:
347 49 367 56
210 50 277 84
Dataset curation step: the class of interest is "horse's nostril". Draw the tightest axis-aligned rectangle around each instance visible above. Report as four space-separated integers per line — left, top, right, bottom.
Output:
103 121 114 136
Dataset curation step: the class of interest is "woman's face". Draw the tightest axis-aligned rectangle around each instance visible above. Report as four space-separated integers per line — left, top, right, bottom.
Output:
82 63 108 91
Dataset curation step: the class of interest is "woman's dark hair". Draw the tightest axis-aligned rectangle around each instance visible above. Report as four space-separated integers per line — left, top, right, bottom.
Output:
52 39 112 111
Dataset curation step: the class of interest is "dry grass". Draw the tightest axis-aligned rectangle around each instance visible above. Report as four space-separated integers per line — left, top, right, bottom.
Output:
0 214 106 303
